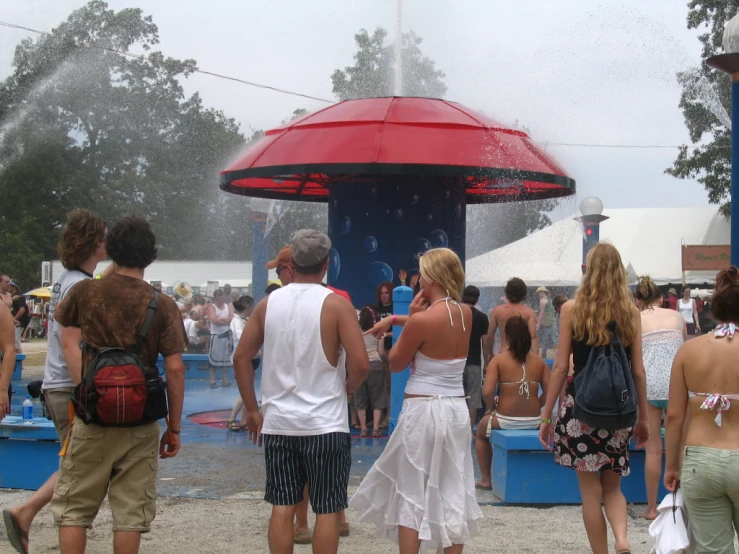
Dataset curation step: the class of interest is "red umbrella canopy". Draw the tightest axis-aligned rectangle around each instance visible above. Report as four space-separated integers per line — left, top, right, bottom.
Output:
220 97 575 203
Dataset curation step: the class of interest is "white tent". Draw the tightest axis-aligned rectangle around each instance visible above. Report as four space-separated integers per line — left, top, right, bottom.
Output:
466 207 730 287
51 260 278 288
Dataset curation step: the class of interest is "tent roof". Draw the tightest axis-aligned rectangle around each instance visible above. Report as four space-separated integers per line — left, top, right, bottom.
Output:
466 207 730 287
51 260 278 288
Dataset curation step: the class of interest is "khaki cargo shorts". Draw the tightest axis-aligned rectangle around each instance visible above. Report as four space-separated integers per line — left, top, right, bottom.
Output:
51 417 160 532
43 388 75 445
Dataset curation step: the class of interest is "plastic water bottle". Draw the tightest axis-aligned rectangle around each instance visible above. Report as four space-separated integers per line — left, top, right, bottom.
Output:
22 396 34 424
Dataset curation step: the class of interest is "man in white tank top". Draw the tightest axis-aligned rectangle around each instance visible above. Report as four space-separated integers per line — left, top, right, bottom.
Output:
233 229 369 554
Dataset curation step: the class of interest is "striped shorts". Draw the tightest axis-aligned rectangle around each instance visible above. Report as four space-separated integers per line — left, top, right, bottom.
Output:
263 432 351 514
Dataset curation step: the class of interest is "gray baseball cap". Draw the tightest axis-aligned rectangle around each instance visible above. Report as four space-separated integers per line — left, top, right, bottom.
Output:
291 229 331 267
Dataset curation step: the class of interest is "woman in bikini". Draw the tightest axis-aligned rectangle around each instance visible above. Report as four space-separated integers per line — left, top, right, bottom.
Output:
474 316 549 490
665 266 739 553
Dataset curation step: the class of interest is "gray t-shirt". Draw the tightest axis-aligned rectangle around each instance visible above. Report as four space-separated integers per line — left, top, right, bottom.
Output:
43 269 91 389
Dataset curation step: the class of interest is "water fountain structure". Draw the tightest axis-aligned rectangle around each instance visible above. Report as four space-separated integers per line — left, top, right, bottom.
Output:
220 97 576 308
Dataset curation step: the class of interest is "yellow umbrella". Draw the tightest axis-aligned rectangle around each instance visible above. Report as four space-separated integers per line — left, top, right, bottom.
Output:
25 286 52 299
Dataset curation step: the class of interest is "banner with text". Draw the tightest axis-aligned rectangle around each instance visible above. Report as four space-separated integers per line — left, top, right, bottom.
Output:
681 245 731 271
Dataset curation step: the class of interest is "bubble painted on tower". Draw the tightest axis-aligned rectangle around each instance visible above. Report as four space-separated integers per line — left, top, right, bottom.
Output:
365 261 393 288
338 216 351 234
363 236 378 253
414 238 431 256
429 229 449 248
329 248 341 281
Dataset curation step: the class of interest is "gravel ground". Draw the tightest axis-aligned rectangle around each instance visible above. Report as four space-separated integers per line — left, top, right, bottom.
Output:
6 341 656 552
0 488 656 553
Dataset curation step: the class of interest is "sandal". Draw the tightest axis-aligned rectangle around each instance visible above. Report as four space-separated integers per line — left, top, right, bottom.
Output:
221 381 233 387
3 509 28 554
372 429 381 438
210 382 218 388
227 421 240 431
475 481 492 491
360 428 368 437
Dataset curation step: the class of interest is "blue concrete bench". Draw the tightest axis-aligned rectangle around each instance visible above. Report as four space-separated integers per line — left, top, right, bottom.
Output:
490 429 667 504
157 354 236 381
0 415 59 490
11 354 25 382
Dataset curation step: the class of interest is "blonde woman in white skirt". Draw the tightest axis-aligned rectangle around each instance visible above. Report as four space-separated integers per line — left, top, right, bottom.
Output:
350 248 483 553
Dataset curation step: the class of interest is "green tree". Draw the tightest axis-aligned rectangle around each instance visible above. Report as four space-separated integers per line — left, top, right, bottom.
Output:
331 28 447 99
0 1 248 286
667 0 739 216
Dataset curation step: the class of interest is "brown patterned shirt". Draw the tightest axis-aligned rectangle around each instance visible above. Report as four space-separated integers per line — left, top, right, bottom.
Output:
55 273 186 374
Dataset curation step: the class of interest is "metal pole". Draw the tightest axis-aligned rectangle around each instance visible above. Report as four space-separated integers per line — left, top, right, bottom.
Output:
394 0 403 96
732 76 739 266
252 217 268 303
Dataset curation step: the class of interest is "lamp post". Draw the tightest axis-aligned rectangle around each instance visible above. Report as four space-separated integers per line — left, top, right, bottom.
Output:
574 196 609 264
249 198 272 302
707 14 739 266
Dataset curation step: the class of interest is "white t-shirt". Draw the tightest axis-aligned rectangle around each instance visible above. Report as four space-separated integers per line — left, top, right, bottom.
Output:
43 269 91 390
230 316 247 352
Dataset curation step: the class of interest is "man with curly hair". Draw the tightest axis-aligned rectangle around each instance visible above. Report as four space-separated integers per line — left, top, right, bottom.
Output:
51 215 186 553
4 209 107 554
484 277 539 366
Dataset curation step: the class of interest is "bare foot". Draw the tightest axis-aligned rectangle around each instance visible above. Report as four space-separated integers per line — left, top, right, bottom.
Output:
475 480 492 490
639 510 658 521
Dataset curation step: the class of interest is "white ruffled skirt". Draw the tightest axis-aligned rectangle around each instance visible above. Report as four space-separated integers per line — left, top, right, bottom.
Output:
349 396 483 552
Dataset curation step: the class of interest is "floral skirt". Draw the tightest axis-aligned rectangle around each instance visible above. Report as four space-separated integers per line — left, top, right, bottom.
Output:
553 394 632 475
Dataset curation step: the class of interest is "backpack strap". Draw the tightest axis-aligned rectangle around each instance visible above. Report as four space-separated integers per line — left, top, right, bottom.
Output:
134 291 159 355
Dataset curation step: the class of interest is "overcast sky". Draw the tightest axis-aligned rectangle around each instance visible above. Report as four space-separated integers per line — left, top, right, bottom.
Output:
1 0 716 211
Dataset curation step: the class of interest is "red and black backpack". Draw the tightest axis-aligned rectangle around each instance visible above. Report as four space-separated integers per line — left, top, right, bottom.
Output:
73 292 168 427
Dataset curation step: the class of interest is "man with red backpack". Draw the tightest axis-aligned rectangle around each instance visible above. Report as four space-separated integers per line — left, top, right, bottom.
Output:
50 216 186 554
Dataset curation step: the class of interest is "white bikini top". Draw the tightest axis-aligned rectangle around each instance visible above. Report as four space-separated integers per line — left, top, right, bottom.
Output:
689 323 738 427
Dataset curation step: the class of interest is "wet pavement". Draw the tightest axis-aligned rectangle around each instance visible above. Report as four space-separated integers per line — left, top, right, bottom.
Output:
9 372 500 503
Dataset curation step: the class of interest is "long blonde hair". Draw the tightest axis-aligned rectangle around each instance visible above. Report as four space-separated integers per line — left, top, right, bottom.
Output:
572 243 637 347
419 248 465 302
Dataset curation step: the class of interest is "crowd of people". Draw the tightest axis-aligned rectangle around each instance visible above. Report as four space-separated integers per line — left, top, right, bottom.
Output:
1 207 738 554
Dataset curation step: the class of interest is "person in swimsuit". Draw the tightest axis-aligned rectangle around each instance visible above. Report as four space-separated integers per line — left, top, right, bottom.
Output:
474 316 550 490
484 277 539 366
665 266 739 553
540 243 649 554
350 248 483 554
634 276 687 520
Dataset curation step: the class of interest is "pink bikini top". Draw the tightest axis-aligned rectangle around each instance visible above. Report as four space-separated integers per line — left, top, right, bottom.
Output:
689 323 738 427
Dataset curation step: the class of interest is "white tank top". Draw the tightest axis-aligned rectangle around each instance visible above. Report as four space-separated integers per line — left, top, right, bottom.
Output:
261 284 348 435
210 303 230 334
679 298 694 324
405 351 466 396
